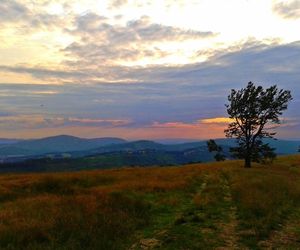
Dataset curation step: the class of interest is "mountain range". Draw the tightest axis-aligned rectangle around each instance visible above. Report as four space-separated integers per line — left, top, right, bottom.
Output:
0 135 299 157
0 135 299 173
0 135 126 157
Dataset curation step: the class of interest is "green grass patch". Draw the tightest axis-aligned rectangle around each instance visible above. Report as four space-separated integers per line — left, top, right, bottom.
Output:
0 155 300 249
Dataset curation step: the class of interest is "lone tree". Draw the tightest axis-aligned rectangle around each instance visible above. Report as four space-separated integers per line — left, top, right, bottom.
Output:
225 82 292 168
207 139 225 161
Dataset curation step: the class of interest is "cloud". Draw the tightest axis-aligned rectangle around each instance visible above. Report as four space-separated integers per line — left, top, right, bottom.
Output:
70 14 215 42
151 121 199 129
75 13 108 32
200 117 232 124
0 0 68 32
0 114 132 130
154 40 300 87
0 89 58 97
149 120 227 139
0 65 86 81
0 40 300 139
126 15 215 42
109 0 128 9
152 118 232 129
64 43 169 65
0 0 29 23
0 115 63 129
273 0 300 19
68 117 132 126
30 91 59 95
65 40 300 84
64 14 216 65
2 40 300 88
151 118 230 129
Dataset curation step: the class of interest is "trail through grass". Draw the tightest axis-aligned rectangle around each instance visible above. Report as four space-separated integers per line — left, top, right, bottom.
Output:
0 155 300 249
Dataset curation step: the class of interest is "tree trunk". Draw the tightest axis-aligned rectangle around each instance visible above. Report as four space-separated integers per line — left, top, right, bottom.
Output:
244 156 251 168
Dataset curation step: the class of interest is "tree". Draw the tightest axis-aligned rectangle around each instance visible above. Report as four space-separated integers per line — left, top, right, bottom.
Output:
225 82 292 168
207 139 225 161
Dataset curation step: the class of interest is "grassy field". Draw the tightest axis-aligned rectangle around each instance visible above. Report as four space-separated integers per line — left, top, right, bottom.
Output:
0 155 300 249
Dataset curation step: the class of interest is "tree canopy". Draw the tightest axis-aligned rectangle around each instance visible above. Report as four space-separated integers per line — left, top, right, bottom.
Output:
225 82 292 168
206 139 225 161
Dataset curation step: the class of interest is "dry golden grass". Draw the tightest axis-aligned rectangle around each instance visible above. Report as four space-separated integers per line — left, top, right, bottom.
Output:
0 155 299 249
0 163 220 249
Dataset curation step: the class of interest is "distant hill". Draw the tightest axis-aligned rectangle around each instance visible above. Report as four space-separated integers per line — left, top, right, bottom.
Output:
0 135 127 157
81 140 166 155
0 138 22 145
0 135 299 172
213 138 300 155
88 138 299 156
0 146 230 173
264 139 300 155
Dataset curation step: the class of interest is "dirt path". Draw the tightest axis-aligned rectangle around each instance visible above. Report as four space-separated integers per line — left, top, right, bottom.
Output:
129 174 253 250
258 209 300 249
216 175 246 250
129 178 208 250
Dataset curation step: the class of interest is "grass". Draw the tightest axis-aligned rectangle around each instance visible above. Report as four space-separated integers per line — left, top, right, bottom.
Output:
0 155 300 249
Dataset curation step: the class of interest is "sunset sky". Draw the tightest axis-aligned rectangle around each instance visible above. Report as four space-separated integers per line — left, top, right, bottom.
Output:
0 0 299 140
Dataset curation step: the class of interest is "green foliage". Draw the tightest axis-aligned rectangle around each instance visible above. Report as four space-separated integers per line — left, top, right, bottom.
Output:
206 139 225 161
207 139 221 152
225 82 292 167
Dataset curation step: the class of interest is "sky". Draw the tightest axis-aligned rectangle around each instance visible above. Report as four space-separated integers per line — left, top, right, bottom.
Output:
0 0 299 140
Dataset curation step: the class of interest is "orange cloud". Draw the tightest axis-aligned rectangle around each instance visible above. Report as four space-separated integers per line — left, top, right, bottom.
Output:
0 116 296 140
151 121 198 129
200 117 233 124
152 117 233 129
149 120 227 139
0 124 226 140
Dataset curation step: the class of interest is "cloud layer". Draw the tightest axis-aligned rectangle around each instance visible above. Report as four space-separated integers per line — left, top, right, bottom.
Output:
273 0 300 19
0 0 299 139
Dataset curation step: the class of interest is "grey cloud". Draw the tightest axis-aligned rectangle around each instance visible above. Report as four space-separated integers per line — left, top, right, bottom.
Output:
65 13 216 64
1 40 300 137
126 16 214 41
273 0 300 19
0 65 87 80
64 43 169 64
29 13 64 29
0 0 67 32
75 13 108 32
139 41 300 87
109 0 128 9
0 115 131 130
71 14 215 43
0 0 29 23
3 40 300 91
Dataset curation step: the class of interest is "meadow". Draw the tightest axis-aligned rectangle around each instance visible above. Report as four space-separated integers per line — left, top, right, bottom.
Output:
0 155 300 249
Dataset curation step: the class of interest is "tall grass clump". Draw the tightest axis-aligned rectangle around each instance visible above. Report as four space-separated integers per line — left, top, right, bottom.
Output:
0 191 151 250
230 166 300 248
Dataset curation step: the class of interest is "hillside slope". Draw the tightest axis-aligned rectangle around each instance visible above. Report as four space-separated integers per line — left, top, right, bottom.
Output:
0 148 217 173
0 136 299 160
0 135 127 156
0 155 299 249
